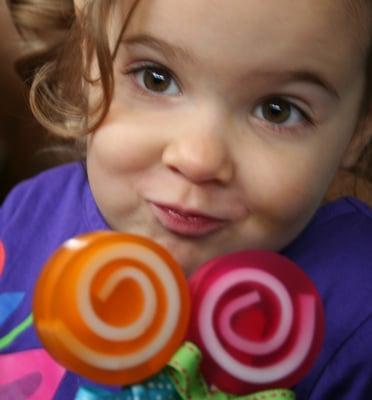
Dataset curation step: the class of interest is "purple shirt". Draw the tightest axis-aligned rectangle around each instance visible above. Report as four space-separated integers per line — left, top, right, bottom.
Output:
1 162 372 399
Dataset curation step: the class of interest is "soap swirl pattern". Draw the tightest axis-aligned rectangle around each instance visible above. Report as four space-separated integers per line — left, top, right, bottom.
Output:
33 232 190 385
187 250 324 395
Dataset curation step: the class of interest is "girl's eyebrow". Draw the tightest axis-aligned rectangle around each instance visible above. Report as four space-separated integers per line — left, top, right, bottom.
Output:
248 70 340 100
121 33 196 64
122 33 340 100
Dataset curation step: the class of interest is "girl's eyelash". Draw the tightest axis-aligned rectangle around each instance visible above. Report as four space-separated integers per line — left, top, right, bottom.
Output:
124 61 182 96
126 61 168 76
253 98 316 135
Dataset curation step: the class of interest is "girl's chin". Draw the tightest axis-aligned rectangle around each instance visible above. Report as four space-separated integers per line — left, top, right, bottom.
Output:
167 243 218 277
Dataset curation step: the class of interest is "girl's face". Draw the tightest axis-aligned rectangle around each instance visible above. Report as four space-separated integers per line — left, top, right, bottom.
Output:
86 0 369 275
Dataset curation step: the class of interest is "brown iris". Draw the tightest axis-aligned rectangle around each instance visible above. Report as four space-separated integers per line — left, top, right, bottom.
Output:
143 68 172 93
262 98 292 124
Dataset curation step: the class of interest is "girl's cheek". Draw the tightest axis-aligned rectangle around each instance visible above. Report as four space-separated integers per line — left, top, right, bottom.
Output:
242 148 328 220
88 112 165 172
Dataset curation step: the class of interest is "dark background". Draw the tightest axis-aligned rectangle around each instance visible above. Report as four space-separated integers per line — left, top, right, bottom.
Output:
0 3 50 202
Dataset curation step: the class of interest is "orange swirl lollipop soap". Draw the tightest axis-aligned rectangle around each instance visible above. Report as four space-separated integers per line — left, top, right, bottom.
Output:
33 231 190 385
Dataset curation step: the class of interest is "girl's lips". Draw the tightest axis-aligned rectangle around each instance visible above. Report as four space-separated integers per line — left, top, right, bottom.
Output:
149 202 228 237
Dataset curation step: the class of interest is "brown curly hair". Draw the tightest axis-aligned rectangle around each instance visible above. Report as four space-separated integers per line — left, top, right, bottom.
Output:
7 0 139 138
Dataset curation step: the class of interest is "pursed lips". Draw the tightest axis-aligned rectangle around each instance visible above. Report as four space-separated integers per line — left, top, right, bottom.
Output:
148 201 230 237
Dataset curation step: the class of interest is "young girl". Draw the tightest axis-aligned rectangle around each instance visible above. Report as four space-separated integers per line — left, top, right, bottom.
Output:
1 0 372 398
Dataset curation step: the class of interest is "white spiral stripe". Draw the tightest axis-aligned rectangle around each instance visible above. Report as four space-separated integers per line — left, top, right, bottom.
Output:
40 320 176 371
203 295 316 383
218 291 261 347
72 243 180 370
96 267 157 340
65 238 87 250
199 268 316 383
202 268 293 356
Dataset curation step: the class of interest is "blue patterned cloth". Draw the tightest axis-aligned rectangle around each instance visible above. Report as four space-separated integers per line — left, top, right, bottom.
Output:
75 372 180 400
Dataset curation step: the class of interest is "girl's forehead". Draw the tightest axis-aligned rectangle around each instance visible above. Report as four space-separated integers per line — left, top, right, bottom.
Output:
125 0 368 38
124 1 368 53
120 0 369 89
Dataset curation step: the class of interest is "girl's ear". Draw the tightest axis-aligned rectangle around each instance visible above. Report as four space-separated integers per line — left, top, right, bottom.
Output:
341 114 372 168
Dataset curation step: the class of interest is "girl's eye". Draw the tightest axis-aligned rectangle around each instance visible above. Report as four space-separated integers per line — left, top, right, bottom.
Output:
254 97 308 127
132 66 181 96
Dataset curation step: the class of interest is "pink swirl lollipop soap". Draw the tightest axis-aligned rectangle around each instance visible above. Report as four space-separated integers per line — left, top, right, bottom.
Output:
187 251 324 395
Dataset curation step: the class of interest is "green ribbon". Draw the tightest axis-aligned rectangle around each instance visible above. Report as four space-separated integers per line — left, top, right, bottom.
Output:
166 341 295 400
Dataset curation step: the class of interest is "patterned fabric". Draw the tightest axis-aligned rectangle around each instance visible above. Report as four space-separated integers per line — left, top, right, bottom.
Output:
76 372 179 400
0 349 65 399
0 293 25 327
0 240 5 277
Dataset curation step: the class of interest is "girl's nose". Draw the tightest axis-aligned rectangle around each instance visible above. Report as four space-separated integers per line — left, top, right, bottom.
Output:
162 110 234 185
